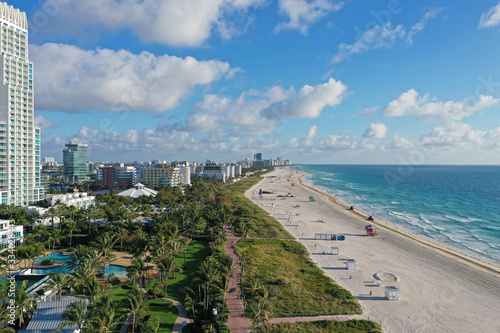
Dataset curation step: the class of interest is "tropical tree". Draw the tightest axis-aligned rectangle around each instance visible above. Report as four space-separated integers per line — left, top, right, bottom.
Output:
65 220 77 248
46 206 59 229
46 273 71 300
56 300 87 331
0 302 16 332
192 259 220 320
84 205 103 233
121 289 148 333
116 228 129 252
91 232 117 270
126 257 150 288
180 237 192 269
47 229 62 261
15 281 35 328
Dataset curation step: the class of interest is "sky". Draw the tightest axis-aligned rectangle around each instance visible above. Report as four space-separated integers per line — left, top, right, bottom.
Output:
5 0 500 164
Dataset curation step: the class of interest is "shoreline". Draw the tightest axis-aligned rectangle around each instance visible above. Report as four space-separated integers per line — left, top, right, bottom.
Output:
246 168 500 333
296 172 500 276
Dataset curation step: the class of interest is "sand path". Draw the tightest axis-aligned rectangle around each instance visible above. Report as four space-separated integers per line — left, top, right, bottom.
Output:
245 168 500 333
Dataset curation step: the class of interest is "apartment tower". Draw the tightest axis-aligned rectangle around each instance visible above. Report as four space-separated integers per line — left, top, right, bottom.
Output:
0 2 43 205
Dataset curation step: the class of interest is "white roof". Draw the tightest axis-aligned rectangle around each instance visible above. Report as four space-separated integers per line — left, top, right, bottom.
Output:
117 183 157 198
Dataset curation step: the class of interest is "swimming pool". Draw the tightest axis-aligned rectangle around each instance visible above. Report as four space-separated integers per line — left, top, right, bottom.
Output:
0 275 47 290
32 253 128 277
31 264 128 277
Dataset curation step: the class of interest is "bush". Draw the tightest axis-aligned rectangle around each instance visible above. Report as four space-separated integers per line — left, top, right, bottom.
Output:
121 280 135 289
138 314 159 333
216 321 230 332
40 259 54 266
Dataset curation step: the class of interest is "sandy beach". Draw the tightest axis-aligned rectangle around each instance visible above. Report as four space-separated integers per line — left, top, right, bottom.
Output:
245 168 500 333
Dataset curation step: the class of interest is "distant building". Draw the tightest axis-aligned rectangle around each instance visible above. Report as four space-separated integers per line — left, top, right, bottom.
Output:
63 141 89 184
0 219 23 248
254 153 262 160
98 164 136 188
141 163 190 188
45 191 95 209
42 157 58 167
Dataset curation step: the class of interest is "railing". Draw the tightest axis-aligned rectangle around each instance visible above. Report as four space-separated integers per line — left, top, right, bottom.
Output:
26 275 50 294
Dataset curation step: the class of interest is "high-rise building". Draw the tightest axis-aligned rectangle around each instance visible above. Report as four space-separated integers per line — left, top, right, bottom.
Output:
254 153 262 161
0 3 43 205
63 141 88 184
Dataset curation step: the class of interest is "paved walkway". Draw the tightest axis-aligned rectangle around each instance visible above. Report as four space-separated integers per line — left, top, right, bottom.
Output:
224 226 253 333
167 298 192 332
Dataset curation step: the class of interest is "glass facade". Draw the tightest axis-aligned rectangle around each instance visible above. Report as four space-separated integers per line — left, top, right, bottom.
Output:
63 141 88 184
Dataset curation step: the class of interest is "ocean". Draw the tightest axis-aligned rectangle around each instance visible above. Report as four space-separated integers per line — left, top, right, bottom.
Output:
293 165 500 264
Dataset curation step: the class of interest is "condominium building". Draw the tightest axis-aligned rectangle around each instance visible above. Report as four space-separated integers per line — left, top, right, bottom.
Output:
141 164 188 188
98 164 136 188
0 2 43 205
45 191 95 209
0 219 23 248
63 141 88 184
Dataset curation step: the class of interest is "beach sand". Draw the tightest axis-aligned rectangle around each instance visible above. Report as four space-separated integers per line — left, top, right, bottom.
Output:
245 168 500 333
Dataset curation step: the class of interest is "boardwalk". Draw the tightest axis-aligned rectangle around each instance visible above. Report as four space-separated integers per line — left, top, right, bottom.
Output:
224 226 253 333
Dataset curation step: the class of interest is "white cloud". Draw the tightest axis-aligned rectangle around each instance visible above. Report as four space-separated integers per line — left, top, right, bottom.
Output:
382 89 499 121
261 78 348 119
36 0 264 47
363 123 388 139
333 9 440 63
420 122 500 148
275 0 343 34
304 125 318 145
479 2 500 29
343 106 379 118
31 43 233 112
35 115 57 129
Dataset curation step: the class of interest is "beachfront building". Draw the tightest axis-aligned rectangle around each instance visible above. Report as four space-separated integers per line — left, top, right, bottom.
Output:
45 191 95 209
0 2 44 206
23 206 61 227
63 141 88 184
0 219 23 248
385 286 399 300
141 164 185 188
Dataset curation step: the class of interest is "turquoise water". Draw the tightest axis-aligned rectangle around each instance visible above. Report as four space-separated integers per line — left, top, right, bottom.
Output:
32 253 128 277
35 253 71 262
293 165 500 263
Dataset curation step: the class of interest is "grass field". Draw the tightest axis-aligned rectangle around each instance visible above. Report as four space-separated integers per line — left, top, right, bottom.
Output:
237 239 361 317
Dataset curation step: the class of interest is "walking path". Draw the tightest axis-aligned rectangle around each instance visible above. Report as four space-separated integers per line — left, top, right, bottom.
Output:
224 226 253 333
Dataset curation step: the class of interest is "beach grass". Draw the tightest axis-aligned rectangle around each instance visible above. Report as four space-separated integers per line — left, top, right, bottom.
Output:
257 320 382 333
237 239 362 317
223 173 294 239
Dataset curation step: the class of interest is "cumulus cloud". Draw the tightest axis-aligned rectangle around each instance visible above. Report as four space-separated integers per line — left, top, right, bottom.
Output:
260 78 348 119
479 2 500 29
31 43 233 112
382 90 499 121
275 0 343 34
35 0 264 47
333 9 440 63
420 122 500 148
363 123 388 139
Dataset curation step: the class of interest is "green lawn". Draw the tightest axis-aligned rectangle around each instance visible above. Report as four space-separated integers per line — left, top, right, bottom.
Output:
144 299 179 333
237 239 361 318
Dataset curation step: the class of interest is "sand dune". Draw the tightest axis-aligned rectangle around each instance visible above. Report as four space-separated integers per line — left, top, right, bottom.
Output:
245 168 500 333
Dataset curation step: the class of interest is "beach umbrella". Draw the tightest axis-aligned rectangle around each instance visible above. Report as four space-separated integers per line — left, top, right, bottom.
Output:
309 196 314 201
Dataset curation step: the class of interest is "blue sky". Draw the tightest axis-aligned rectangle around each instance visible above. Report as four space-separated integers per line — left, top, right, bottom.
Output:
6 0 500 164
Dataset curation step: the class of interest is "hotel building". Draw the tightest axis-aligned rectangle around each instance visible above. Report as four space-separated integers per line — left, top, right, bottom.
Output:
0 2 43 205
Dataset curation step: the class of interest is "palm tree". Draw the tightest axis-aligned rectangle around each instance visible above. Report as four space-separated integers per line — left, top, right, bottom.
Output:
180 237 192 269
15 281 35 328
127 257 150 288
84 205 103 233
184 287 197 328
193 259 220 320
47 229 62 261
2 204 19 220
116 228 129 252
46 206 59 229
0 302 16 332
121 290 148 333
91 232 117 270
54 204 67 231
46 273 71 300
56 300 87 331
65 220 77 248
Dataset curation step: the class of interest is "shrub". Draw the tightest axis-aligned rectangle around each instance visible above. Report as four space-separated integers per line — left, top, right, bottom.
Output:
40 259 54 266
138 314 159 333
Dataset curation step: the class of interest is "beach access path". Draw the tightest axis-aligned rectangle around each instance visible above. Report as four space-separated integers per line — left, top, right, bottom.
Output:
224 226 253 333
245 168 500 333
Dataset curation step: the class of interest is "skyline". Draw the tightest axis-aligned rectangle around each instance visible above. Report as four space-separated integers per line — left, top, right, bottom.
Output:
5 0 500 164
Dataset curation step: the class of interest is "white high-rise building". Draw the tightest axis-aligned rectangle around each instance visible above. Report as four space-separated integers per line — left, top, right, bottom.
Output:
0 3 43 205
